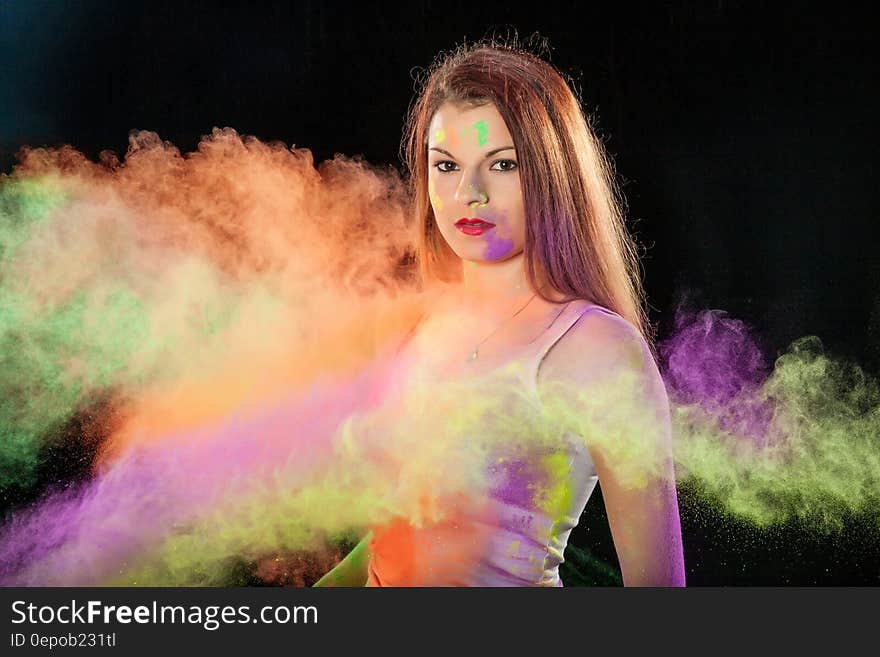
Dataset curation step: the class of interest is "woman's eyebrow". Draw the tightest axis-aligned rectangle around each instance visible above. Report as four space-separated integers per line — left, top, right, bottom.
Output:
428 146 515 159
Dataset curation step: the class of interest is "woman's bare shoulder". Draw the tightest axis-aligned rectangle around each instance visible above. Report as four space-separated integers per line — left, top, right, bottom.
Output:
539 303 651 389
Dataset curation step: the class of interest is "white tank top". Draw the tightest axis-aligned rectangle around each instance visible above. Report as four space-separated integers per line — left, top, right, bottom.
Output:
367 299 617 586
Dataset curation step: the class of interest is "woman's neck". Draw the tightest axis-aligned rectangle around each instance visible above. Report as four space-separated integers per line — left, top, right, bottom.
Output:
454 253 533 312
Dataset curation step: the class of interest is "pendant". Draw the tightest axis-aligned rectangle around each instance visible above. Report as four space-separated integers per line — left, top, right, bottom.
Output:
467 346 479 363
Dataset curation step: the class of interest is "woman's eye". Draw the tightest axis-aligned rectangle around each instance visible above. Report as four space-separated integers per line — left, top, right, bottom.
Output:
490 159 518 172
433 161 458 173
432 160 517 173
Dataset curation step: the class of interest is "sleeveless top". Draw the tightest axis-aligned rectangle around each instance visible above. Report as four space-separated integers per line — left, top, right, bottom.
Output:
365 299 616 587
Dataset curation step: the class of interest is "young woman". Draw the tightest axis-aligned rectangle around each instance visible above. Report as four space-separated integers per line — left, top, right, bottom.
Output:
315 40 685 587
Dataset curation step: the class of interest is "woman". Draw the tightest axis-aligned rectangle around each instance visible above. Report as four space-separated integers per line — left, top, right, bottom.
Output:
315 39 685 586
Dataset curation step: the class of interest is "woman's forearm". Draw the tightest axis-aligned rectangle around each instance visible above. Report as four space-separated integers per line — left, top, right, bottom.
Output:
313 532 373 587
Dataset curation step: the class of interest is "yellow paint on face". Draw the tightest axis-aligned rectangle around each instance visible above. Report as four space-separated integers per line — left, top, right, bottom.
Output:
467 183 488 209
428 178 443 212
433 128 447 144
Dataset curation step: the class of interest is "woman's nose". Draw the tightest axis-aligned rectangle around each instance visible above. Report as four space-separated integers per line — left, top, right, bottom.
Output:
454 179 489 208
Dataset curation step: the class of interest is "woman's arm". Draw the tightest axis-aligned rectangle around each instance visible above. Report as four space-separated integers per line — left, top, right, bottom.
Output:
538 310 686 586
590 417 685 586
313 531 373 587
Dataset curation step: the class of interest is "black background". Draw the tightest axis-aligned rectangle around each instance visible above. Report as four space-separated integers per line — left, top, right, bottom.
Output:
1 1 877 585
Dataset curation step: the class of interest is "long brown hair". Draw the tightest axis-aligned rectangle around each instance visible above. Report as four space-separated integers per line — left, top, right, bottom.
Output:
401 37 652 345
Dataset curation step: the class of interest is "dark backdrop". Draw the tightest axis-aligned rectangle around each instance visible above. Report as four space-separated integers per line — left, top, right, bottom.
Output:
1 0 877 584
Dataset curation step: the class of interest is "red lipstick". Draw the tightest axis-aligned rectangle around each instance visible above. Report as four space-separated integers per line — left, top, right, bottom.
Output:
455 217 496 236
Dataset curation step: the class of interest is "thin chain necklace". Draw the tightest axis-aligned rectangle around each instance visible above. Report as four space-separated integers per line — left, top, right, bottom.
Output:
466 292 538 363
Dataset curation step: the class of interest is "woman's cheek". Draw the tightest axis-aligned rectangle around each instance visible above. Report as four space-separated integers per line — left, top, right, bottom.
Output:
428 178 443 212
482 215 516 261
483 235 516 261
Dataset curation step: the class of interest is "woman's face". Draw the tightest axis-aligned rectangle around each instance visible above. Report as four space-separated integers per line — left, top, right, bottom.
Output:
427 102 525 263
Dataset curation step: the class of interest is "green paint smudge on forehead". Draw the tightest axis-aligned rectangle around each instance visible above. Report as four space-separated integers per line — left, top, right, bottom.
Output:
473 120 488 147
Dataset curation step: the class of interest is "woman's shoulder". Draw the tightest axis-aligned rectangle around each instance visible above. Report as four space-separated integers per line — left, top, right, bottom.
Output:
540 300 652 388
552 298 644 351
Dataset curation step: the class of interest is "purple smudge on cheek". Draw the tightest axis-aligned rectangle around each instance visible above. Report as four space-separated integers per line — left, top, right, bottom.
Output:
658 308 777 444
480 211 515 260
483 232 514 260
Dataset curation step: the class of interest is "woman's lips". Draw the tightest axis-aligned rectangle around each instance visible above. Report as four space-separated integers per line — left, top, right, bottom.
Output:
455 217 496 236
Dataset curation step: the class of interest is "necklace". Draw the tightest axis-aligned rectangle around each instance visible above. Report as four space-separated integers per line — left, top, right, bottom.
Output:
466 292 538 363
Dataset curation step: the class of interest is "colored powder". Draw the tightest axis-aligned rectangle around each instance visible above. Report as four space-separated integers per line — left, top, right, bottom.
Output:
660 308 880 531
428 178 442 212
483 230 514 260
467 182 488 208
0 130 421 495
472 119 489 146
0 134 877 586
